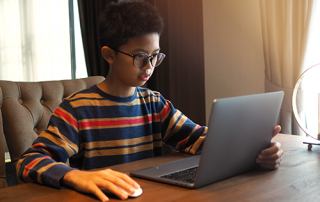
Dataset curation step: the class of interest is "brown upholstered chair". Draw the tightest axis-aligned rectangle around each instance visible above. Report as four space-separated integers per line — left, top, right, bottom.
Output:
0 76 105 184
0 88 7 188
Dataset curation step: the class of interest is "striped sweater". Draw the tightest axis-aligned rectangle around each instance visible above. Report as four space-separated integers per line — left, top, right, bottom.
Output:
17 85 207 188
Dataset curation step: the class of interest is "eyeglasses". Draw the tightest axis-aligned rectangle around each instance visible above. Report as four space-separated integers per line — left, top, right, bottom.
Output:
111 48 166 68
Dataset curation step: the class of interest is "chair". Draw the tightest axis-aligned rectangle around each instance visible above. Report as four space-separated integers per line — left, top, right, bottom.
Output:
0 88 7 188
0 76 105 185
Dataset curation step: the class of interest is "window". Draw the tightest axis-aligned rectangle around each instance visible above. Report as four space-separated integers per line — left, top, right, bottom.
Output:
73 0 87 79
0 0 87 81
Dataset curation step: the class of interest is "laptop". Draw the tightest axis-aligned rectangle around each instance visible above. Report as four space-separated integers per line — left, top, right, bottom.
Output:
130 91 284 188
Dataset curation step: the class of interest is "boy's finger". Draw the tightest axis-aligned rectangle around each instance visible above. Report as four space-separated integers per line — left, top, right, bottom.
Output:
257 153 282 162
257 149 283 161
256 157 281 168
100 183 129 200
90 185 110 202
259 162 280 170
107 169 140 189
100 169 139 195
261 142 281 155
272 125 281 138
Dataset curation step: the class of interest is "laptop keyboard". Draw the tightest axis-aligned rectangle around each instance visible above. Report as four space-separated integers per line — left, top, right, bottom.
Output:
160 166 198 183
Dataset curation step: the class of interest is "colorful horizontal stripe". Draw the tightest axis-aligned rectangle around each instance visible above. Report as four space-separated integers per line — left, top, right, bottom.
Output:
79 115 155 129
53 107 78 132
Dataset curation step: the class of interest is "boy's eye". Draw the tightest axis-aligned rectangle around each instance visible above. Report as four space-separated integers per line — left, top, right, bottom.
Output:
136 54 145 59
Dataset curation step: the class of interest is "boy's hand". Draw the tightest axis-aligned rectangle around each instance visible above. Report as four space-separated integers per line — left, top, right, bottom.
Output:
256 125 283 169
62 169 140 202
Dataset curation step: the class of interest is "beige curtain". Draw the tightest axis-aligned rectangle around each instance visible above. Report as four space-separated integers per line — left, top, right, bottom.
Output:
260 0 314 135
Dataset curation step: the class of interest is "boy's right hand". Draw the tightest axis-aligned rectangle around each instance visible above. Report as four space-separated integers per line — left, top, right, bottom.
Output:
62 169 140 202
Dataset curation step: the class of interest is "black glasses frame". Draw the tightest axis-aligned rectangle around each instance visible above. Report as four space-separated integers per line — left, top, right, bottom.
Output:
111 48 165 68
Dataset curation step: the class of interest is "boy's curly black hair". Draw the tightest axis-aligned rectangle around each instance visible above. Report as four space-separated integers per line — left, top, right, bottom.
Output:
98 0 164 49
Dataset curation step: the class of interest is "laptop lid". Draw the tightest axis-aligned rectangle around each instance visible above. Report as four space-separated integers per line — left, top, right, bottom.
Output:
130 91 284 188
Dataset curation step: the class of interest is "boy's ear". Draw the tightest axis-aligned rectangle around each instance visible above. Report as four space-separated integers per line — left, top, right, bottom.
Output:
101 46 115 64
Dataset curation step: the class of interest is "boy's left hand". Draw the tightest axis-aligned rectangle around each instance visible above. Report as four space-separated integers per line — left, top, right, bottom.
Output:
256 125 283 169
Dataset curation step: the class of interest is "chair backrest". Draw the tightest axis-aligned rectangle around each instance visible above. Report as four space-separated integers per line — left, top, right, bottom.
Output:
0 76 105 184
0 88 7 188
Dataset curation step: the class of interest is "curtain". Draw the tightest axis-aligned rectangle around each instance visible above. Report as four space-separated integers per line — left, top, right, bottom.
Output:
303 1 320 69
0 0 71 81
77 0 118 77
297 1 320 139
260 0 314 135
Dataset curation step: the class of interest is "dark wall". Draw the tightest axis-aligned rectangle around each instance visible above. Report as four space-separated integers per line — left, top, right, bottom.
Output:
147 0 206 126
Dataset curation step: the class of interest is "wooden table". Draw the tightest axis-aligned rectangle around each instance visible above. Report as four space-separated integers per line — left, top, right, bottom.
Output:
1 134 320 202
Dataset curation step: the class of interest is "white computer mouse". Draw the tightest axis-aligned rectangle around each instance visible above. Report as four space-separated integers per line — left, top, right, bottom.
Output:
125 187 143 197
101 186 143 198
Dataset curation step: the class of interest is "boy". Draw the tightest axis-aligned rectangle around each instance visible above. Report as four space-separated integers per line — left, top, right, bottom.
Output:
17 1 283 202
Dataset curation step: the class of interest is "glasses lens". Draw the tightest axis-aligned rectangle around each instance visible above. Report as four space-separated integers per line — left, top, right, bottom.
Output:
154 53 165 67
133 53 166 68
150 54 158 67
133 53 148 68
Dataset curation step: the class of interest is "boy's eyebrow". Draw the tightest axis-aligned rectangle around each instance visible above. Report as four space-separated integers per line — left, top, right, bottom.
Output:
133 48 161 52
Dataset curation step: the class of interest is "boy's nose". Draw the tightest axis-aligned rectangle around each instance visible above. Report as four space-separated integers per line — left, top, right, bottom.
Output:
141 59 153 70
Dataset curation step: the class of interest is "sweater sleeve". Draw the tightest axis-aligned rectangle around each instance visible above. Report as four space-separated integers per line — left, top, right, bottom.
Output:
159 95 208 155
16 100 80 188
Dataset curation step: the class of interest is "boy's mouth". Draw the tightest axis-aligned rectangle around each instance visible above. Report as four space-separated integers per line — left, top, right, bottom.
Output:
139 75 150 81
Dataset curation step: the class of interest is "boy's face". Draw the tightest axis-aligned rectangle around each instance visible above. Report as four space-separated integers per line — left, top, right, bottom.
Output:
111 33 160 90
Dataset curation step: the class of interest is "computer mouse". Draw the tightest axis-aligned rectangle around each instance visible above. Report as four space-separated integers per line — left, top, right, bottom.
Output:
125 187 143 197
101 186 143 198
